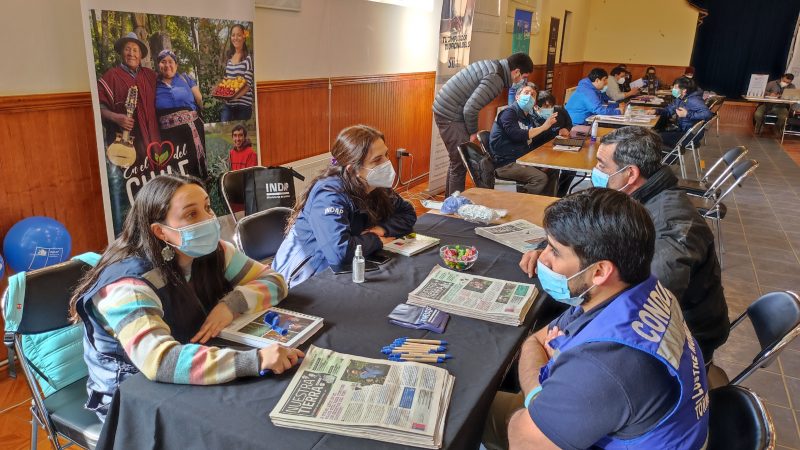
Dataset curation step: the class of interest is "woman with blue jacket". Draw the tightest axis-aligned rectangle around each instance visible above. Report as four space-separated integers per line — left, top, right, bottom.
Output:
273 125 416 287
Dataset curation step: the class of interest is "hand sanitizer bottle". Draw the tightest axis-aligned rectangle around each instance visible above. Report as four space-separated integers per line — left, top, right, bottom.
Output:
353 245 365 283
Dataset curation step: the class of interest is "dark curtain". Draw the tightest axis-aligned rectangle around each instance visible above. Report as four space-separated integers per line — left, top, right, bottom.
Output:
690 0 800 97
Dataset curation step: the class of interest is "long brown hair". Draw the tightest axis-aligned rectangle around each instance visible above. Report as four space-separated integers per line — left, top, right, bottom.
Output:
287 124 395 231
225 24 249 61
69 175 231 333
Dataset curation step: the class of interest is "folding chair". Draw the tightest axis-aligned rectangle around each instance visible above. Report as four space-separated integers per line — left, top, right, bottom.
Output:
234 206 293 264
689 159 759 266
457 141 496 189
2 258 103 449
704 96 725 143
676 146 748 197
706 291 800 389
475 130 519 192
707 385 774 450
662 120 705 180
780 109 800 144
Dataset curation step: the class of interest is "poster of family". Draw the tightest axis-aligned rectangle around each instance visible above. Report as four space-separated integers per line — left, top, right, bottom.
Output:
81 0 260 238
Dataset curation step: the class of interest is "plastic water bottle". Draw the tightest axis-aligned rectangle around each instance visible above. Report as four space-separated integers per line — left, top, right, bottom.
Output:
625 104 632 118
590 120 599 141
352 245 365 283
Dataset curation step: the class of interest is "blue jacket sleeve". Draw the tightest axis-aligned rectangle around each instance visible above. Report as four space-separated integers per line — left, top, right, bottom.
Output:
380 192 417 237
589 91 621 116
305 188 382 265
498 108 530 143
685 97 713 122
658 98 679 117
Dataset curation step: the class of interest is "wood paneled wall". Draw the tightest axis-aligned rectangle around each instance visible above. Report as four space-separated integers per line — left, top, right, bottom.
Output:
0 93 107 257
717 101 758 129
257 72 435 186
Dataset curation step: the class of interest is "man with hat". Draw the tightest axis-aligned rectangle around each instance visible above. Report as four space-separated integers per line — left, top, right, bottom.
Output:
97 32 160 233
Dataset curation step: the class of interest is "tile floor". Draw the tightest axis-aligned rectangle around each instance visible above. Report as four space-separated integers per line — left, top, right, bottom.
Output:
0 126 798 449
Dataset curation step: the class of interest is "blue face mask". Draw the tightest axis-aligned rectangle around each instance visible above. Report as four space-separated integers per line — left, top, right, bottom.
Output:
163 217 221 257
512 76 527 90
538 107 554 119
671 88 682 98
591 165 630 188
517 94 535 113
536 260 596 306
601 85 608 93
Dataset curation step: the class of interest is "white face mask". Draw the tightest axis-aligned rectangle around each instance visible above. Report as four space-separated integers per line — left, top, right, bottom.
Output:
617 77 626 84
365 160 396 189
780 81 789 88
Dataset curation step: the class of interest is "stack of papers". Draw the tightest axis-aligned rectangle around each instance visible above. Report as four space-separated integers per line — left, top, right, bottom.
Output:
475 219 547 253
383 233 441 256
270 346 455 449
407 266 537 326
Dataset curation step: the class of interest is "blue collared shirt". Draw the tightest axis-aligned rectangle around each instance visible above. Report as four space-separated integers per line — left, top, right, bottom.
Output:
156 73 198 111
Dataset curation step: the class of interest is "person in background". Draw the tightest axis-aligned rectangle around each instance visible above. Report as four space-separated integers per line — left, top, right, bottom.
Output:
70 174 301 421
98 32 161 233
273 125 416 287
684 66 696 80
520 126 729 362
618 64 632 93
229 124 258 170
652 76 712 148
538 92 576 196
643 66 664 91
488 83 560 195
155 49 207 180
754 73 796 135
433 53 534 195
605 66 640 102
485 188 709 450
565 68 622 125
221 24 254 121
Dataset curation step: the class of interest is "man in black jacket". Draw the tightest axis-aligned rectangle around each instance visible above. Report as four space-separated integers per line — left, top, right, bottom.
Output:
433 53 534 195
519 126 729 361
488 83 560 194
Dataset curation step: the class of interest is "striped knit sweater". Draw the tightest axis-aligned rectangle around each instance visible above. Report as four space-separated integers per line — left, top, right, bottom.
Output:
91 240 287 384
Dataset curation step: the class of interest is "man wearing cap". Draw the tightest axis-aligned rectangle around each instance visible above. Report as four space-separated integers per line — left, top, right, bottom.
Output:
97 32 160 233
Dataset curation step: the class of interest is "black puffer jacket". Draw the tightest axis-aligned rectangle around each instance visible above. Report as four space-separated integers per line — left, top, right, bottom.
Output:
633 167 729 359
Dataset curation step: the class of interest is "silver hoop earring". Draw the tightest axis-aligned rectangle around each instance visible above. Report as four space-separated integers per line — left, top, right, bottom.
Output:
161 244 175 262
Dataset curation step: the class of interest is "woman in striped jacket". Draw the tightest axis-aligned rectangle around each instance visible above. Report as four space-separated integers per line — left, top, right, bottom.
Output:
220 24 254 121
69 174 302 420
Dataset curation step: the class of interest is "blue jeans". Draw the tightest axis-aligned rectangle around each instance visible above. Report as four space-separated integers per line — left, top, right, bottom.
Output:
221 104 253 122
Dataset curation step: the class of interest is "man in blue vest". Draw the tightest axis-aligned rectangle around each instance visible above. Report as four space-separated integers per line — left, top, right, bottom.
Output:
483 188 709 450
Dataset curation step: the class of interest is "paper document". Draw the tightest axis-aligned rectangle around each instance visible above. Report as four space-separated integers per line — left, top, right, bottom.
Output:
475 219 547 253
407 265 538 326
270 346 455 449
630 78 645 89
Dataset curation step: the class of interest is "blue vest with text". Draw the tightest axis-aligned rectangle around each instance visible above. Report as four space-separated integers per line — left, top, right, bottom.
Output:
76 257 204 418
539 276 709 449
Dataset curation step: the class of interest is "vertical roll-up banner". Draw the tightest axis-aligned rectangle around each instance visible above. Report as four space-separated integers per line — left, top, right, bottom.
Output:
80 0 259 241
427 0 476 195
786 15 800 77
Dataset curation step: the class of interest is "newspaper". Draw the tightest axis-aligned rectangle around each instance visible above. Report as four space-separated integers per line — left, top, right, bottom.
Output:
270 346 455 449
383 233 441 257
407 265 537 326
475 219 546 253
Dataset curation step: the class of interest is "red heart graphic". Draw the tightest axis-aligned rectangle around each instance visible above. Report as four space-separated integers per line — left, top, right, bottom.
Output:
146 141 175 169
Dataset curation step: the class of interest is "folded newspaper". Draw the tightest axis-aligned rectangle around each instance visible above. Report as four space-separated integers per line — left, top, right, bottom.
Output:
475 219 547 253
270 346 455 449
382 233 441 256
407 265 537 326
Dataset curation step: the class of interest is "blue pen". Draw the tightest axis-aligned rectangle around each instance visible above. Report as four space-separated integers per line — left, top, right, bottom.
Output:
382 345 446 353
393 338 448 345
391 357 447 363
260 357 304 376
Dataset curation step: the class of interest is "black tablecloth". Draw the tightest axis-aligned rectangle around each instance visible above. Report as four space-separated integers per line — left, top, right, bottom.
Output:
96 214 557 450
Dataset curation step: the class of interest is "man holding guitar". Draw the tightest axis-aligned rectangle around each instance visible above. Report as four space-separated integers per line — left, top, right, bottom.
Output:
97 32 160 233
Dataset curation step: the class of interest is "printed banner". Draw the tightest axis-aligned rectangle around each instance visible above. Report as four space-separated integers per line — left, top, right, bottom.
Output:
511 9 532 55
81 0 259 240
427 0 476 195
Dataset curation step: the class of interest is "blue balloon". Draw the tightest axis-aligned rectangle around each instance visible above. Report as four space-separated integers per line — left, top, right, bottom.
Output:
0 254 4 279
3 217 72 273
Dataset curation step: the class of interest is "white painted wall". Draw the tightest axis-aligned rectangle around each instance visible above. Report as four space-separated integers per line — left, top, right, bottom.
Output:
0 0 442 95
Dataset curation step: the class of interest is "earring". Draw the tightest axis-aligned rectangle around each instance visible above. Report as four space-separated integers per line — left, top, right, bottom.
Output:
161 244 175 262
